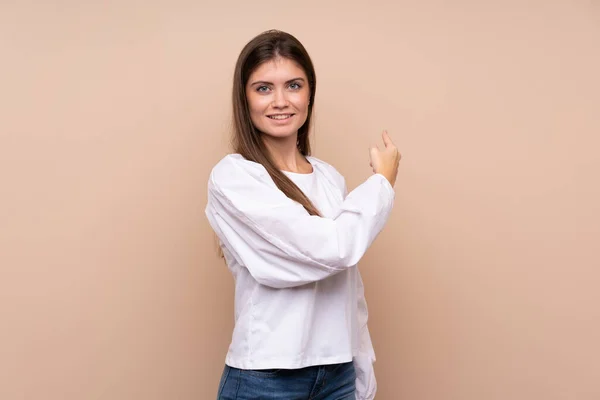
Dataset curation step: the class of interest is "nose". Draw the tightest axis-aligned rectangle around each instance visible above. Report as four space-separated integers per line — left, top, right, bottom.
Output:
272 88 288 108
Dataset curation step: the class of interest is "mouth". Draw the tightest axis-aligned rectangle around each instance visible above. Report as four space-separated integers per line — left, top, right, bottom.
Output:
266 113 294 121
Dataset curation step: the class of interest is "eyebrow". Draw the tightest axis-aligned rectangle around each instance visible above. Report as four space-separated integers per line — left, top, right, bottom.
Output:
249 77 306 87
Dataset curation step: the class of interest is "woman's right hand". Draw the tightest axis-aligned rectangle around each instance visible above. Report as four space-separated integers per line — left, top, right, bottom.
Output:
369 130 401 187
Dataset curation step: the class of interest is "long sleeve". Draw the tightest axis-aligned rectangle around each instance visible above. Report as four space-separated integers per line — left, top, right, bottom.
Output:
205 155 395 289
354 271 377 399
336 180 378 400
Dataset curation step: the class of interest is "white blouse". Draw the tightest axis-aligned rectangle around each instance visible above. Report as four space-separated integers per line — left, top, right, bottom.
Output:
205 154 395 399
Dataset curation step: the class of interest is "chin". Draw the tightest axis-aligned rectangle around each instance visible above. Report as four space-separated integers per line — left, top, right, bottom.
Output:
259 127 300 140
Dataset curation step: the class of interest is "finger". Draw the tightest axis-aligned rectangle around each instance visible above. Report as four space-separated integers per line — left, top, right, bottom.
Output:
382 130 394 147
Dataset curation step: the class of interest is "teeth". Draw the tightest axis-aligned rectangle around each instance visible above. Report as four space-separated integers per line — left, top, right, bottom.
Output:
269 114 291 120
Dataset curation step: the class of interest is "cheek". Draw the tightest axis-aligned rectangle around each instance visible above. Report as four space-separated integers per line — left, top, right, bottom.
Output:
248 92 268 107
291 93 310 110
246 96 268 128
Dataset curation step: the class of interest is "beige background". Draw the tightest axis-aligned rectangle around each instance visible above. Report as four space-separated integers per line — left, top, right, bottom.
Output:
1 1 599 399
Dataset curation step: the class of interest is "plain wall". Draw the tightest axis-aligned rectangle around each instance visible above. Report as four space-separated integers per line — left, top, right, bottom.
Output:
1 1 599 399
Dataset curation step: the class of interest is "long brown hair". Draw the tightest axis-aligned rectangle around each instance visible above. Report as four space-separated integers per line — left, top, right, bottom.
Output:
231 29 321 217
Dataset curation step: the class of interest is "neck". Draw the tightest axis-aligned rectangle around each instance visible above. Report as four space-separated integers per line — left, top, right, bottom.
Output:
262 133 309 173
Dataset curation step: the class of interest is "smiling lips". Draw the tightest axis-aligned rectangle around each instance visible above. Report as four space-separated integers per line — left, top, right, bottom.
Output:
267 113 294 121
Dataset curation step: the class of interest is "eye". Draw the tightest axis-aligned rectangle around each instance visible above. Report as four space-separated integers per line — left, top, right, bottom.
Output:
289 82 302 90
256 85 270 93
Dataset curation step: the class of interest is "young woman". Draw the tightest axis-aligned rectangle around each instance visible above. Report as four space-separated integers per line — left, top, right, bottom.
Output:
205 29 400 399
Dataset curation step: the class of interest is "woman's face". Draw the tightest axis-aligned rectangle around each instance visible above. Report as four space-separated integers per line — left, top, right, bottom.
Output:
246 57 310 141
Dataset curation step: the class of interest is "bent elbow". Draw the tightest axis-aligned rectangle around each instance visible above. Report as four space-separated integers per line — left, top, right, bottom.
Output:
247 261 344 289
252 274 311 289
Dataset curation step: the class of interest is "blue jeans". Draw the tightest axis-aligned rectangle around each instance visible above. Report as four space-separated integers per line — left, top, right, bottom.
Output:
217 361 356 399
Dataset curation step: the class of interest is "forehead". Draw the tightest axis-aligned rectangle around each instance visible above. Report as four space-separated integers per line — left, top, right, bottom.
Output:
248 57 307 82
